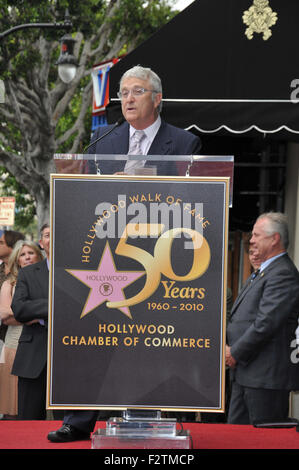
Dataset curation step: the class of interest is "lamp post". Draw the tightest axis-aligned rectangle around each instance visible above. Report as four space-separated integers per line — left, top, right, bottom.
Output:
56 34 78 84
0 9 78 84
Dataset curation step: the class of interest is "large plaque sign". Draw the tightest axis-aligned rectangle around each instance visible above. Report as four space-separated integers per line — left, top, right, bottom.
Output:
47 175 229 413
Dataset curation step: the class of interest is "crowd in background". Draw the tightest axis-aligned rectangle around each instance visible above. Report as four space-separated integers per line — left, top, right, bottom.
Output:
0 227 52 420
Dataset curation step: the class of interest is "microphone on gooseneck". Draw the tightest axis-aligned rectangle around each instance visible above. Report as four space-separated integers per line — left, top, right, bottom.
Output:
83 117 125 152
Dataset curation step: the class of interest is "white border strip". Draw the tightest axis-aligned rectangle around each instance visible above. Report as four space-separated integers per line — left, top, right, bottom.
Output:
163 98 297 103
185 124 299 135
111 97 298 104
110 97 299 134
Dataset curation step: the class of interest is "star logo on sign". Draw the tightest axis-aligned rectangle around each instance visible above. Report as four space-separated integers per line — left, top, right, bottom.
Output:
66 241 145 319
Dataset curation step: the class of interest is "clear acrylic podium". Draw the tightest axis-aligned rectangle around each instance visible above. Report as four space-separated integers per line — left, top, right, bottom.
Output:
54 153 234 206
53 152 234 449
91 410 191 450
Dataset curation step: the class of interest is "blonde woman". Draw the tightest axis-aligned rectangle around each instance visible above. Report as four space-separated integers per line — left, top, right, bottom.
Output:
0 240 43 419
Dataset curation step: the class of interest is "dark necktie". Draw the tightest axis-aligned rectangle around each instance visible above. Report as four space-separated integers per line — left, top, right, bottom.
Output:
250 269 260 282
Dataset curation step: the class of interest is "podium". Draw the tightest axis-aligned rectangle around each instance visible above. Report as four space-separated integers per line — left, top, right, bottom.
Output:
91 411 190 449
49 153 233 449
53 153 234 206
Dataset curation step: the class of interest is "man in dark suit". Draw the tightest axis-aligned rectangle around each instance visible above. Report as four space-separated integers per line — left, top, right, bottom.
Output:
87 65 201 175
226 212 299 425
12 224 62 420
47 65 201 442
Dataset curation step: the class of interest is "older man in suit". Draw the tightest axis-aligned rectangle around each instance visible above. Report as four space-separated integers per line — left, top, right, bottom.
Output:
47 65 201 443
88 65 201 175
226 212 299 425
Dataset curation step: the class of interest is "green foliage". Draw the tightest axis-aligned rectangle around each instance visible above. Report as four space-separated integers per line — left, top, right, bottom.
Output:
0 0 178 229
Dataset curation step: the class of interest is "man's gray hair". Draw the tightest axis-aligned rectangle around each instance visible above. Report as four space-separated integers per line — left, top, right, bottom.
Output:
257 212 289 249
119 65 163 112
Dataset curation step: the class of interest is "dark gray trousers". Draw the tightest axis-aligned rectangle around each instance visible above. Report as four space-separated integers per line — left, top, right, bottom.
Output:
227 380 290 425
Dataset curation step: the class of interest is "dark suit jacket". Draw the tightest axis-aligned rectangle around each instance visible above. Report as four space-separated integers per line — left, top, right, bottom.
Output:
87 119 202 175
227 254 299 391
11 259 49 379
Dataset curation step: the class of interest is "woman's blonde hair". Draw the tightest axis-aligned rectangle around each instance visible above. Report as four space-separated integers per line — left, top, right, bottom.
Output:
7 240 43 285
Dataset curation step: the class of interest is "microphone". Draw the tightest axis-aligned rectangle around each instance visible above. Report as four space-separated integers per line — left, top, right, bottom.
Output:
83 117 125 152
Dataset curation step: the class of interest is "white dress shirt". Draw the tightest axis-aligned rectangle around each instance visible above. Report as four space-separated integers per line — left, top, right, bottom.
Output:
129 115 161 156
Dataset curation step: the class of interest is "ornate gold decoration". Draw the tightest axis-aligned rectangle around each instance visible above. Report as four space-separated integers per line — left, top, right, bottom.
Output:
243 0 278 40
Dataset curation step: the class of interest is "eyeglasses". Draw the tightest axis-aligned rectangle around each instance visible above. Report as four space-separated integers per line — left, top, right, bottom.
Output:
117 87 157 99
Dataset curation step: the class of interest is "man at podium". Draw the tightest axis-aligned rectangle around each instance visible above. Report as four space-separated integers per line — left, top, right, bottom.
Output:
48 65 201 443
87 65 202 176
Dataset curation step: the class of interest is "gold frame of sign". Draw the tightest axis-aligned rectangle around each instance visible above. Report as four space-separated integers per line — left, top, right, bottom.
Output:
48 154 232 449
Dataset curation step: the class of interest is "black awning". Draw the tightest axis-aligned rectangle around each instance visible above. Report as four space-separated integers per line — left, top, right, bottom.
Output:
107 0 299 140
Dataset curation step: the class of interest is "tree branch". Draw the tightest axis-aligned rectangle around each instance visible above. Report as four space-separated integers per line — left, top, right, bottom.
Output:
56 80 92 148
